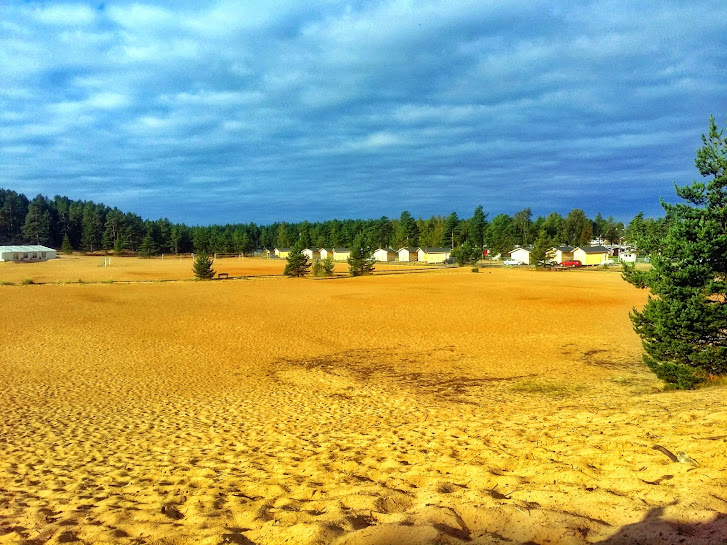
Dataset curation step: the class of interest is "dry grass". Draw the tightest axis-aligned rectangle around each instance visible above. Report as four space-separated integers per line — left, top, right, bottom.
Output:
1 262 725 545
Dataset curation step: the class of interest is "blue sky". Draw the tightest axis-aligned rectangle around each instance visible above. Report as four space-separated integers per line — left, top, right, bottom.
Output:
1 1 725 225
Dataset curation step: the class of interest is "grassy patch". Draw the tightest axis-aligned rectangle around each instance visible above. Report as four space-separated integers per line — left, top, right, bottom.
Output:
21 278 35 285
510 379 583 397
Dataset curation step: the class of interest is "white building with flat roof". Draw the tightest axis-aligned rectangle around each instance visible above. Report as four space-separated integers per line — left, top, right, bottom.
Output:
0 245 57 262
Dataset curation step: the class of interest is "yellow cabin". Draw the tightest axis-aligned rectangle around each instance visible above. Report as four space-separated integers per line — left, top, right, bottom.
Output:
573 246 609 266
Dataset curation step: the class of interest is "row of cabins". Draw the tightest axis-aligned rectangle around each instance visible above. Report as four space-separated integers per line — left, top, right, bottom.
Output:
509 245 614 266
271 247 452 264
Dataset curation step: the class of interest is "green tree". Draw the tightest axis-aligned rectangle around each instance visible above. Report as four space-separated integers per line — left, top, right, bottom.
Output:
623 116 727 389
513 207 532 246
113 237 125 256
61 233 73 254
442 212 461 249
541 212 564 242
603 216 624 244
469 205 487 249
485 214 516 258
348 234 375 276
21 195 51 244
138 230 158 258
395 211 418 248
283 241 310 277
452 241 479 266
192 252 216 279
531 230 555 265
312 256 335 277
561 209 593 247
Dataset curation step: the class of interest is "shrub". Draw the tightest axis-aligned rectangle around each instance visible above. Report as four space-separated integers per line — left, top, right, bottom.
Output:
312 257 335 277
21 278 34 285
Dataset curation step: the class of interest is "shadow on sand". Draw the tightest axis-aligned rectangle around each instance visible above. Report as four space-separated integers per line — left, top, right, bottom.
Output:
594 506 727 545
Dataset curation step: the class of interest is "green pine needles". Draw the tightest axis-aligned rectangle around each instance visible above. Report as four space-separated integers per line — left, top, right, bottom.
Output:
624 116 727 389
284 242 311 277
192 252 216 280
347 234 375 276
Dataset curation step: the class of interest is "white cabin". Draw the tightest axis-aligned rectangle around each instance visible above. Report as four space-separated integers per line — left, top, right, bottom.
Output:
373 248 397 262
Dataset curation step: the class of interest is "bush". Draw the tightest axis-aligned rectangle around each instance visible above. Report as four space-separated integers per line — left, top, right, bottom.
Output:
471 266 479 273
312 257 335 277
21 278 34 285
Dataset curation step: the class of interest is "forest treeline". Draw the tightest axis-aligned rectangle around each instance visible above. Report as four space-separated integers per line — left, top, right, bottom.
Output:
0 188 671 257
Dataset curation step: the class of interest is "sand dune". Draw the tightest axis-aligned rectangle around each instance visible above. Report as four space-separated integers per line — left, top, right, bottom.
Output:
0 263 725 544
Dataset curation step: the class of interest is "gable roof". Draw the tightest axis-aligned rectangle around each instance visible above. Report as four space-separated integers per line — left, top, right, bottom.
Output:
398 247 418 252
553 245 575 252
576 245 610 253
418 247 451 253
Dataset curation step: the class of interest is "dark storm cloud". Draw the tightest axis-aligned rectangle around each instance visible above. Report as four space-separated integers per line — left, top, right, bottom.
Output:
1 1 725 224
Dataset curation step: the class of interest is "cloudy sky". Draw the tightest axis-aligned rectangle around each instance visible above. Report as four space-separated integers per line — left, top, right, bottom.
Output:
1 1 725 225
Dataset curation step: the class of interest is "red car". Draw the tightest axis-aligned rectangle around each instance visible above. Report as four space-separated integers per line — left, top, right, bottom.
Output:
562 260 582 267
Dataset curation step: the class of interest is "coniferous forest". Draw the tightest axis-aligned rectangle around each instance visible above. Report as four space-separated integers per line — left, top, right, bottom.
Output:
0 187 670 257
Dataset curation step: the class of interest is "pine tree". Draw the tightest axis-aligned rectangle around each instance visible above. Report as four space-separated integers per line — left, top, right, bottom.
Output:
623 116 727 388
442 212 461 249
113 237 125 256
192 252 216 279
61 233 73 254
312 257 335 277
452 241 479 266
469 205 487 249
138 232 159 258
531 230 555 265
348 234 375 276
21 196 51 244
284 242 310 277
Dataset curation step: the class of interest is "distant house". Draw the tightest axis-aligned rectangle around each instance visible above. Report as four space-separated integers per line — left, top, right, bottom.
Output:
0 245 57 262
398 247 418 262
373 248 397 262
332 248 351 261
302 248 320 260
417 247 451 264
573 246 610 266
274 248 291 259
551 246 575 264
509 247 532 265
319 248 334 260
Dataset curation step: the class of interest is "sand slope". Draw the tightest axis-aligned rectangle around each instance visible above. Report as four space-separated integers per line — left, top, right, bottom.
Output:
0 267 725 544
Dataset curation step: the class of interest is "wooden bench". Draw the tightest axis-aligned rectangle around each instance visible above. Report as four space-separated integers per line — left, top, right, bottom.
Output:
218 273 229 279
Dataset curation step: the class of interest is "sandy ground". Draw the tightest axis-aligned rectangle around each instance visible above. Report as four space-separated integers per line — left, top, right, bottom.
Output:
0 263 725 545
0 255 428 284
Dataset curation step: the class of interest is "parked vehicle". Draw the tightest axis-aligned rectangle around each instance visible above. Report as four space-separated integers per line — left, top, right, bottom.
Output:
562 260 582 267
503 259 524 266
537 260 557 267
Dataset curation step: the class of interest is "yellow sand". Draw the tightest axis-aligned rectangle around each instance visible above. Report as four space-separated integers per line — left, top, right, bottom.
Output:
0 260 725 545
